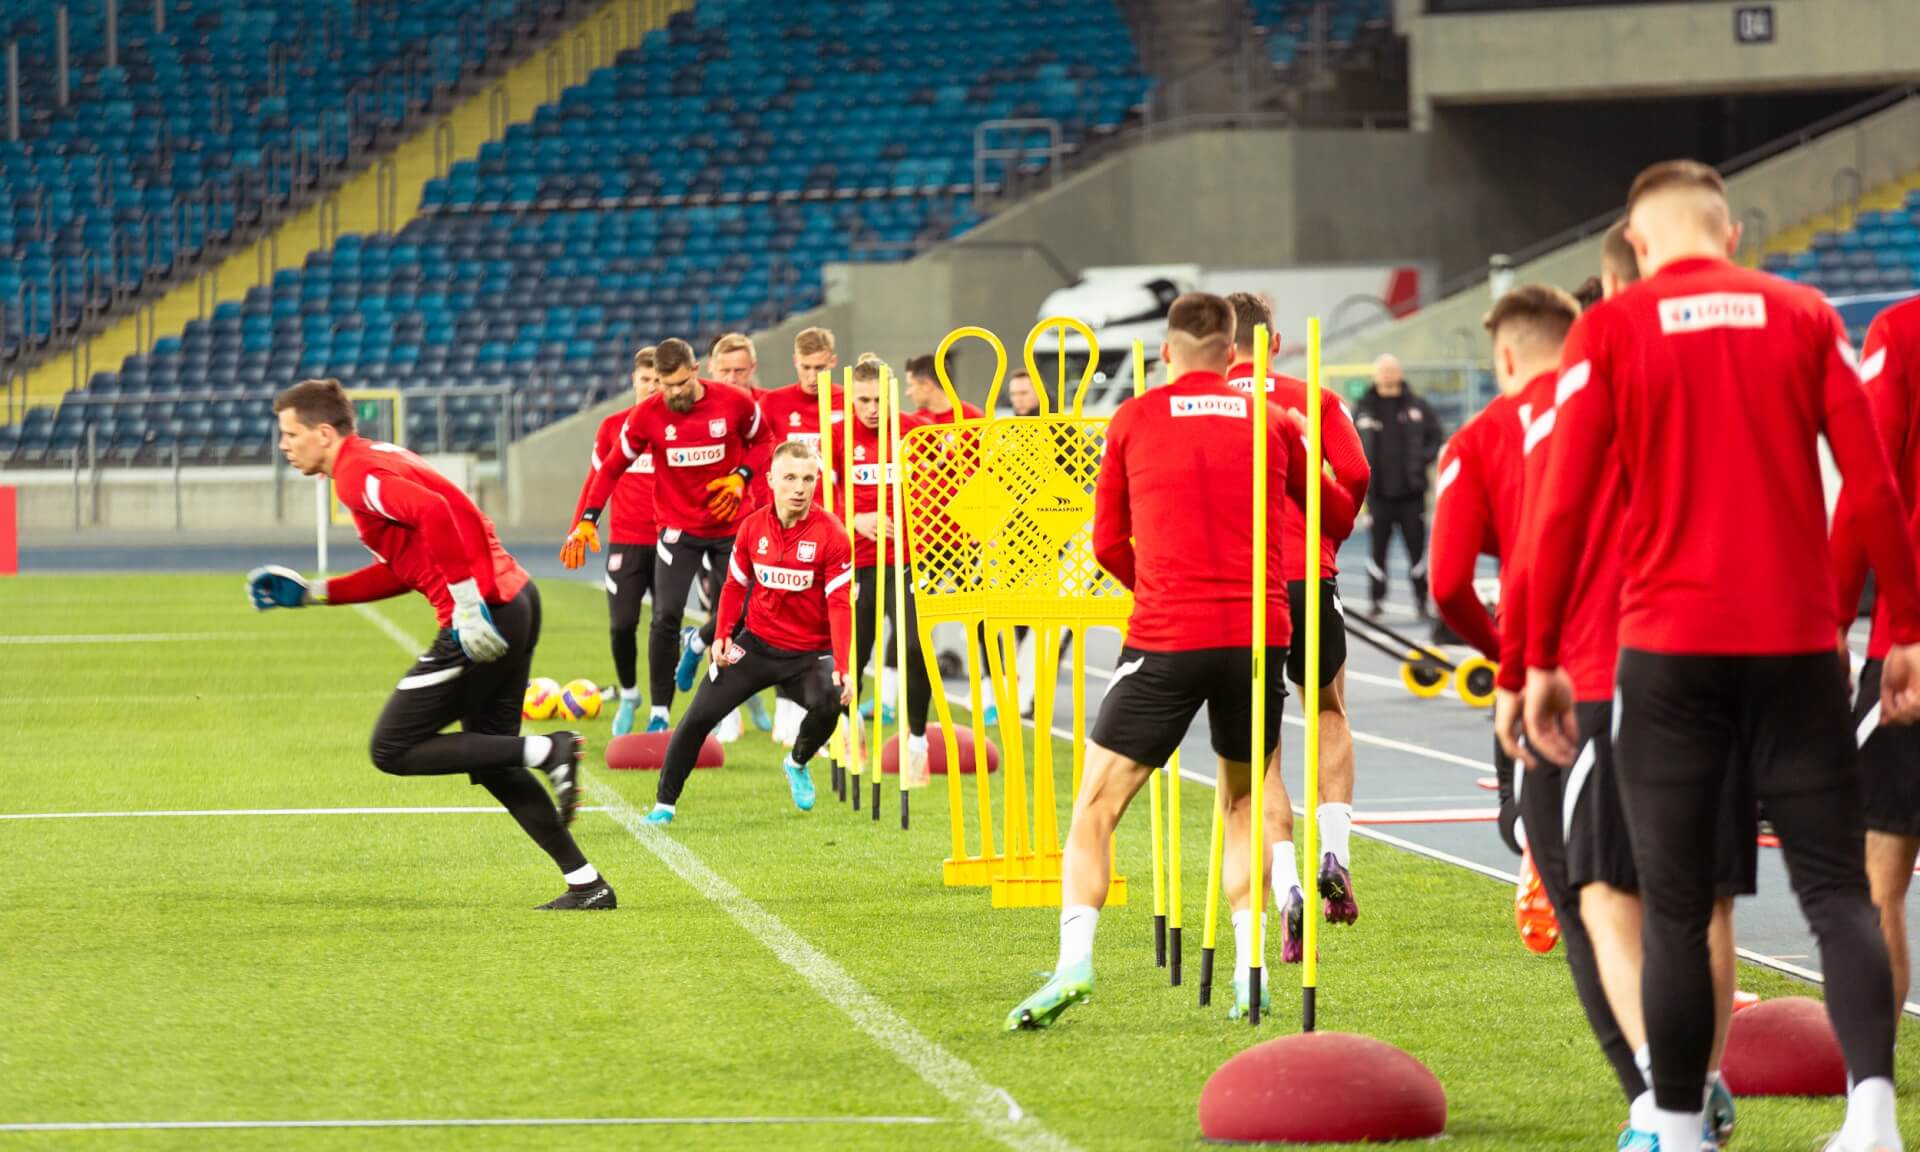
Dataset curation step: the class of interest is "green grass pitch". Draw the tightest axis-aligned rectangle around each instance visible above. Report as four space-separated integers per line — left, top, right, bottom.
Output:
3 573 1919 1150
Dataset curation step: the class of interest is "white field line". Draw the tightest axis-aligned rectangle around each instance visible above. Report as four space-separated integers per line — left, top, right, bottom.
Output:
352 604 430 656
0 1116 943 1134
353 604 1078 1152
0 807 610 821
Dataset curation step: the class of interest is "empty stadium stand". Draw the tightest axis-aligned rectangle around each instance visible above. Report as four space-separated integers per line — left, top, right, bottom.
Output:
1 0 1150 467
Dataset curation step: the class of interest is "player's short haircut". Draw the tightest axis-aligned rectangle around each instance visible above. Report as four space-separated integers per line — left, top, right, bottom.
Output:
771 439 819 465
1166 292 1236 363
904 354 936 380
274 378 355 435
1572 277 1604 311
852 352 887 383
710 331 756 363
1483 283 1581 350
633 345 657 371
794 327 835 356
1601 219 1641 286
654 338 697 376
1626 159 1726 214
1225 291 1276 352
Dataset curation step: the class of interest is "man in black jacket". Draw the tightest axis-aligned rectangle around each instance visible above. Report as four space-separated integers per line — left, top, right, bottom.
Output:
1354 353 1444 616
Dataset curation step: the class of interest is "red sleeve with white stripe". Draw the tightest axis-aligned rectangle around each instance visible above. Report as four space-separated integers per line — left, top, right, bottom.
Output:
739 390 771 475
822 527 855 676
1092 409 1136 589
581 404 648 522
1818 305 1920 645
1527 317 1614 670
1499 385 1559 691
1431 433 1499 660
1830 312 1907 630
571 411 621 527
357 469 476 589
1323 396 1372 533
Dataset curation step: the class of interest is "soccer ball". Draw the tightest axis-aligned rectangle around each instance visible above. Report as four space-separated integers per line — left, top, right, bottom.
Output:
523 677 562 720
557 678 603 721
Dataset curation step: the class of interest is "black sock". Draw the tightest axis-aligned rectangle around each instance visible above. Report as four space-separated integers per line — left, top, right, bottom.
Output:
611 628 639 693
480 767 588 875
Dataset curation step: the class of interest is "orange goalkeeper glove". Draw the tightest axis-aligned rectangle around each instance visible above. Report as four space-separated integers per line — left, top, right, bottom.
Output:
705 469 750 521
560 520 600 569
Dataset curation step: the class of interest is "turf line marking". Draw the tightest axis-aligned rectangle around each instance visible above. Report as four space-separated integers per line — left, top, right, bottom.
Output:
0 807 610 821
0 1116 943 1133
591 783 1080 1152
352 604 429 656
354 604 1078 1152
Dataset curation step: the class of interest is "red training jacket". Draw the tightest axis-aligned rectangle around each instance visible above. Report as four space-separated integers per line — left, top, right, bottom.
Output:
571 406 658 546
908 400 985 426
328 436 528 627
838 414 906 569
1430 389 1529 661
581 380 770 539
1093 371 1352 651
714 503 855 674
753 380 845 506
1528 257 1920 667
1832 294 1920 659
1225 362 1372 582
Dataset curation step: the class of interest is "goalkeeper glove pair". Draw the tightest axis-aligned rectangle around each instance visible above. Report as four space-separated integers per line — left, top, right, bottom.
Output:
559 468 751 569
244 567 508 663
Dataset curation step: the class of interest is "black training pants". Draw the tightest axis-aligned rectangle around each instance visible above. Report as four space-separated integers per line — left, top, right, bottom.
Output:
367 582 586 874
605 542 656 693
657 632 841 806
1516 741 1646 1103
853 564 930 735
650 531 734 707
1366 495 1428 607
1615 648 1892 1111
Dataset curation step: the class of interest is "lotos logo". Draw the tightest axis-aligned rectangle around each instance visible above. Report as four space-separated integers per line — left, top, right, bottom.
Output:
1170 395 1248 419
850 463 899 485
709 418 728 437
1659 292 1767 334
629 451 655 474
797 540 817 562
1226 376 1276 394
786 431 821 449
754 564 815 591
667 444 727 467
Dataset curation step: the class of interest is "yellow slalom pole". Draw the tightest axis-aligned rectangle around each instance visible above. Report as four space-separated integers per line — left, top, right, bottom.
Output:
1199 773 1226 1006
843 366 864 809
869 364 889 823
1302 317 1324 1031
1168 750 1183 985
1131 347 1167 968
888 364 913 830
817 370 842 801
1248 323 1270 1027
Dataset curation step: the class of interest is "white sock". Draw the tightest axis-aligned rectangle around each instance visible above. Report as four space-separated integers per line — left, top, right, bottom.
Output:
880 666 898 702
651 705 669 722
650 802 675 816
563 863 598 886
1841 1076 1898 1144
687 632 707 654
908 732 928 755
1318 803 1353 867
1272 841 1300 900
1628 1091 1656 1133
1057 904 1098 971
1233 909 1256 979
1652 1108 1702 1151
522 735 553 768
619 686 640 702
783 754 804 772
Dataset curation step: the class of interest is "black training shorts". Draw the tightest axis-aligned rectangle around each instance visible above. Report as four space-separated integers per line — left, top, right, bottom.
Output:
1090 645 1288 767
1285 578 1347 688
1854 660 1920 839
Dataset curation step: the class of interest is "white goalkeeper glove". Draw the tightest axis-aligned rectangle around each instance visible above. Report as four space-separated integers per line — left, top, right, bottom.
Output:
246 565 323 610
448 578 508 663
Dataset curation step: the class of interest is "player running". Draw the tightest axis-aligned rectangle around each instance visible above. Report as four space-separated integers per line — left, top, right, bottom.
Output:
1831 292 1920 1024
641 441 854 823
1006 293 1357 1029
1224 291 1372 935
1526 161 1920 1152
249 379 611 910
561 338 770 732
571 347 661 736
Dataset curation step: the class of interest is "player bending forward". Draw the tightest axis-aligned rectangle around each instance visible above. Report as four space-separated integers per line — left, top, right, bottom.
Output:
641 442 854 823
249 379 612 910
1007 292 1348 1029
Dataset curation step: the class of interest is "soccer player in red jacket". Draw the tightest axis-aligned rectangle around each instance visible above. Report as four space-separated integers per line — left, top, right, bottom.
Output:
1525 161 1920 1152
1007 292 1355 1029
570 346 660 736
248 379 611 910
561 338 771 730
1831 292 1920 1025
903 353 986 423
1224 291 1371 932
642 441 854 823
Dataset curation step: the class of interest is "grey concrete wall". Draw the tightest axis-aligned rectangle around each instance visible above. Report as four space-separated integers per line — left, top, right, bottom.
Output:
1410 0 1919 124
1321 92 1920 366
